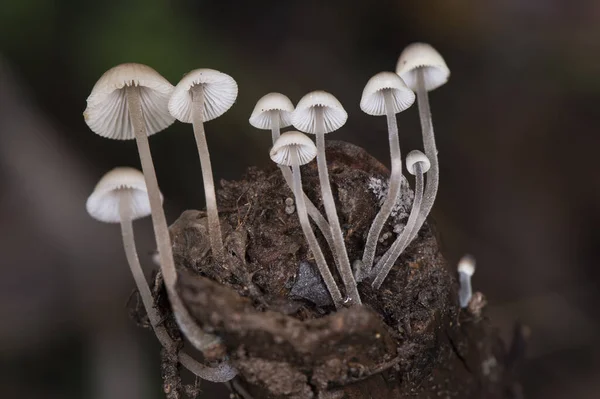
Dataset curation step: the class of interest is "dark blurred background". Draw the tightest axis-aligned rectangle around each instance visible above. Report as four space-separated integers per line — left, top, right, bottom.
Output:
1 1 599 398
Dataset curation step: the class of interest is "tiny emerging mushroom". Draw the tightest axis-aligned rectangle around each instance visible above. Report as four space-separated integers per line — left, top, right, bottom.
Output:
396 43 450 244
86 167 236 382
249 92 334 250
457 254 476 308
359 72 415 273
270 131 344 308
168 68 238 265
292 91 361 305
370 150 430 289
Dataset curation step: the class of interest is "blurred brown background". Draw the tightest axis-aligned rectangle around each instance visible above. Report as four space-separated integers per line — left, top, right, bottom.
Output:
1 0 599 398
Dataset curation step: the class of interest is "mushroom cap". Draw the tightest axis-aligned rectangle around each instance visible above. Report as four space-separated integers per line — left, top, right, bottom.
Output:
270 131 317 166
395 43 450 91
86 167 162 223
292 90 347 134
168 68 238 123
406 150 431 175
457 254 476 276
249 92 295 130
84 63 176 140
360 72 416 116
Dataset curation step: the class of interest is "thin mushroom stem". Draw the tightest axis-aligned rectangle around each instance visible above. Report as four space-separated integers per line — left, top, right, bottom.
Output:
370 162 425 289
125 86 230 362
409 69 439 242
362 89 403 272
314 108 361 305
118 197 234 382
290 150 344 308
191 84 225 264
270 111 335 252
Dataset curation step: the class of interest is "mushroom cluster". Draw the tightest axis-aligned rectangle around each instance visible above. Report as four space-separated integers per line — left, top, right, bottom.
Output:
83 42 453 385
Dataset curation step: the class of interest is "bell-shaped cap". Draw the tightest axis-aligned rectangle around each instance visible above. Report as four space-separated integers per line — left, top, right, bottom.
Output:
292 90 347 134
86 167 162 223
396 43 450 91
360 72 415 116
270 131 317 166
84 63 175 140
249 92 295 129
168 68 238 123
406 150 431 175
457 254 476 276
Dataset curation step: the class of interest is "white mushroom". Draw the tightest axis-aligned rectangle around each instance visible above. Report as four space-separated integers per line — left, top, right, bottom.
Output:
169 68 238 264
292 91 361 305
360 72 415 272
370 151 430 289
250 92 334 250
270 131 344 308
457 254 476 308
396 43 450 243
86 167 236 382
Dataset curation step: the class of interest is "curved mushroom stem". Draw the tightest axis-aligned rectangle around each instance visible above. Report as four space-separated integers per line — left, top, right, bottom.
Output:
314 108 361 305
362 89 403 272
191 84 225 264
117 196 235 382
125 86 234 370
290 150 344 308
409 68 439 242
270 111 336 253
370 162 425 290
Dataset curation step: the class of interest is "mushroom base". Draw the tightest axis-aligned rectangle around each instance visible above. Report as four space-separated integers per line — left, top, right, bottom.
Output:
137 141 522 398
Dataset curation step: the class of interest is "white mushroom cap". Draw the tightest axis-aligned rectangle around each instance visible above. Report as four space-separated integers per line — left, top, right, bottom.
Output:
292 90 347 134
168 68 238 123
406 150 431 175
84 63 176 140
360 72 416 116
457 254 476 276
86 167 163 223
249 92 295 129
396 43 450 91
270 131 317 166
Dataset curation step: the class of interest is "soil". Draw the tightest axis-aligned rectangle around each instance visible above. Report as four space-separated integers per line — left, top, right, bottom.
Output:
150 141 523 398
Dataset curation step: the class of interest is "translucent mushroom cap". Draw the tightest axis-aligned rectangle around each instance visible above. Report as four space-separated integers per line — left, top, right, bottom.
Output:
406 150 431 175
292 90 347 134
396 43 450 91
86 167 162 223
360 72 416 116
249 92 295 130
84 63 176 140
457 254 476 276
270 131 317 166
168 68 238 123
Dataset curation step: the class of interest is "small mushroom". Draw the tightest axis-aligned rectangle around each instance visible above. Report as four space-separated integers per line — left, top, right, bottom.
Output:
270 131 344 308
86 167 236 382
169 68 238 264
457 254 476 308
292 91 361 305
370 150 430 289
359 72 415 272
396 43 450 243
250 92 334 250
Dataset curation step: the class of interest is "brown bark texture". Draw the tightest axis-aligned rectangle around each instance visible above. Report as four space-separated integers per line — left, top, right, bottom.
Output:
149 141 522 398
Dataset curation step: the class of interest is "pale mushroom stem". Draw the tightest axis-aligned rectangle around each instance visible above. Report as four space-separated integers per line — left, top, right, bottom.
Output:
314 108 361 305
458 271 473 308
409 68 439 242
125 86 233 369
370 162 425 290
191 84 225 264
117 197 233 381
362 89 403 272
270 111 336 253
290 150 344 308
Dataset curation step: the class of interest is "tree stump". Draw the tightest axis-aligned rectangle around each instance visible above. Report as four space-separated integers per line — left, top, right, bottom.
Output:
162 141 521 398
